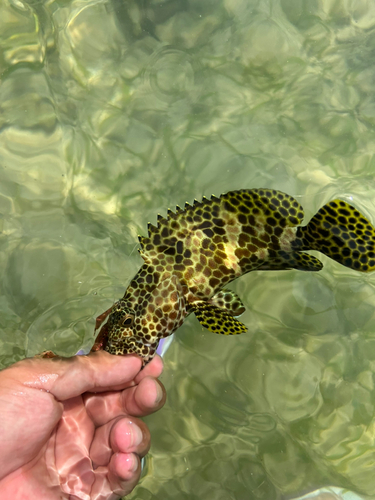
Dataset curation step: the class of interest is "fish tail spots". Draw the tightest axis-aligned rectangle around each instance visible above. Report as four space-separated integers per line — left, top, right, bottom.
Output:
298 199 375 272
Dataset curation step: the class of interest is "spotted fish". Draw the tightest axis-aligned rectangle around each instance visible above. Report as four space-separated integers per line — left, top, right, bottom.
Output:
91 188 375 362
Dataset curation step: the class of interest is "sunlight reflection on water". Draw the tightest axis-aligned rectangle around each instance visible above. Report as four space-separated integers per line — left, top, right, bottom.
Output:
1 0 375 499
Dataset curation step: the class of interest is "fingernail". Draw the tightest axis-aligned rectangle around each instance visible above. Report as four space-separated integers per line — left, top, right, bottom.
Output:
129 454 138 472
131 423 143 447
123 453 138 473
155 382 163 404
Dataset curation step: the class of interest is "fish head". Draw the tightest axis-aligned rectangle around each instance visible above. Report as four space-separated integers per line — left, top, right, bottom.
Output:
107 299 136 338
99 299 145 356
93 275 187 361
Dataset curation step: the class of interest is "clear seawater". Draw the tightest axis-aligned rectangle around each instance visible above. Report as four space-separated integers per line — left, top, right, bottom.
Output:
1 1 375 499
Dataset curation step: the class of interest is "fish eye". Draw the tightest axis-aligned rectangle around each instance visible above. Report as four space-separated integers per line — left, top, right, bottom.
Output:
122 315 134 327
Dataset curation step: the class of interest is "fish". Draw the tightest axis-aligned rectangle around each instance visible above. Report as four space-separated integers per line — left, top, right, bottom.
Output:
91 188 375 363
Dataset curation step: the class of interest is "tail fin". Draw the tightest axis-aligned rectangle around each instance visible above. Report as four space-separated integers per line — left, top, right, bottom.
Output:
297 199 375 272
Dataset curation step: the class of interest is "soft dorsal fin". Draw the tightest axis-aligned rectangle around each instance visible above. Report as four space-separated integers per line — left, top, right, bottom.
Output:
221 188 305 227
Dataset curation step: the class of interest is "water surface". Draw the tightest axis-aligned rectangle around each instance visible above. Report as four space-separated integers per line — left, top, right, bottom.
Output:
1 0 375 499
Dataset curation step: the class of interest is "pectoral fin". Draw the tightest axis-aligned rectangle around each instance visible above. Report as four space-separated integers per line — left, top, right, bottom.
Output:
140 275 186 338
191 302 247 335
208 289 246 317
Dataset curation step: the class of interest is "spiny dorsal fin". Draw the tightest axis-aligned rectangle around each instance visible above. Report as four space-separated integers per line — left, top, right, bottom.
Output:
157 214 168 226
143 192 227 249
138 235 146 249
148 222 158 234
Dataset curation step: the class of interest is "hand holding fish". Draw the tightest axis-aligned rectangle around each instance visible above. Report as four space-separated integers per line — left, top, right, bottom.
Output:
0 352 165 499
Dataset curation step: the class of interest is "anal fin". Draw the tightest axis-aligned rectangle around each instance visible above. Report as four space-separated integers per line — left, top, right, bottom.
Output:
191 302 247 335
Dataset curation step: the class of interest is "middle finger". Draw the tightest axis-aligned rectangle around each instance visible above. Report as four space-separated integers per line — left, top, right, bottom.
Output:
90 416 150 467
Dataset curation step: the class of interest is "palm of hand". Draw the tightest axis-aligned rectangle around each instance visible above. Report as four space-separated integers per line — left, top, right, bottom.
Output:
0 352 165 500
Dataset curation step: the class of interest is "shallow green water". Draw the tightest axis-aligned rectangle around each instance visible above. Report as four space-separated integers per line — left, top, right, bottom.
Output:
1 0 375 499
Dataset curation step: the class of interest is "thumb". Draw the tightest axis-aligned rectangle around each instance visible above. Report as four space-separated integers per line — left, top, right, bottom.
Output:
5 351 143 401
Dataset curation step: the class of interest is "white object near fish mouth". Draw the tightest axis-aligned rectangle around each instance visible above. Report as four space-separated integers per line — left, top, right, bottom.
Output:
76 348 88 355
156 335 174 357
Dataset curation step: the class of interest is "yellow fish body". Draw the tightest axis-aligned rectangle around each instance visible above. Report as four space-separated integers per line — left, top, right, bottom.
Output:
92 189 375 361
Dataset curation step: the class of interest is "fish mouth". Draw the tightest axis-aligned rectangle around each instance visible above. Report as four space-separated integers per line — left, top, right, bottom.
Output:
106 337 151 350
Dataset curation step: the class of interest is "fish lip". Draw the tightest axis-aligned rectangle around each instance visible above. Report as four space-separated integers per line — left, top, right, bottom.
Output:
106 337 151 349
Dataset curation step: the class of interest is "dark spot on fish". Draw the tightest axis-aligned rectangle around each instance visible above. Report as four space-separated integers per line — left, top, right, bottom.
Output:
202 238 211 250
238 214 247 225
223 201 236 212
239 205 250 215
197 220 211 230
209 277 220 288
338 208 350 216
213 226 226 236
279 207 288 218
203 228 214 238
325 206 337 217
243 225 255 236
251 237 267 249
213 218 225 227
266 217 277 226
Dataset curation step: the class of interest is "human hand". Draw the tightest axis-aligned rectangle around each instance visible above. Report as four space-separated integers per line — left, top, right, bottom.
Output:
0 351 165 499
